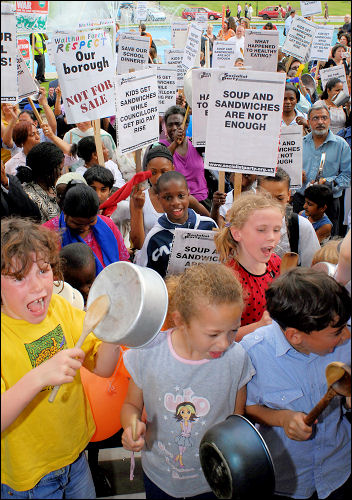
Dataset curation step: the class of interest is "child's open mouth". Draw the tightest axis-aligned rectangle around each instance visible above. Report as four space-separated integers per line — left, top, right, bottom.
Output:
209 351 224 359
27 297 45 314
261 246 273 257
172 209 184 217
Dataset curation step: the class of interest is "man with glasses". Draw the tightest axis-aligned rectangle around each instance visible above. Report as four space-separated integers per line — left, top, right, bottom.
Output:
292 101 351 236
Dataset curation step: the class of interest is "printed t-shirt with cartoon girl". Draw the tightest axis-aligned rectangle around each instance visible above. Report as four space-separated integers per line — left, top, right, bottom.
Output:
123 329 255 498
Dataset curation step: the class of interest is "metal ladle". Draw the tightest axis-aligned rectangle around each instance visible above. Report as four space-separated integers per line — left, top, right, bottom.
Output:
304 362 351 426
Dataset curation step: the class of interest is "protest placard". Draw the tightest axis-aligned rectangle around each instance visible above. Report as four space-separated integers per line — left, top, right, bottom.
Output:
300 1 322 17
164 48 184 87
117 33 149 74
282 15 316 62
320 65 349 94
243 30 279 72
171 21 188 49
205 70 286 176
149 64 177 115
1 4 18 103
192 69 211 147
78 19 116 55
212 40 237 68
135 1 147 22
17 37 31 70
182 22 202 70
17 51 38 100
309 25 334 61
167 229 219 275
52 30 115 123
195 12 208 30
115 68 159 154
16 1 49 34
278 125 303 189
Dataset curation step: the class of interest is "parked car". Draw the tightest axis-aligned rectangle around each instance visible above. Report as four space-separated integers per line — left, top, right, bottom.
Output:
181 7 222 21
147 7 166 21
258 6 286 19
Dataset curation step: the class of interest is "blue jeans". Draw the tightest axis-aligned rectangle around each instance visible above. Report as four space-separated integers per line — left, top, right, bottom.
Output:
1 452 96 499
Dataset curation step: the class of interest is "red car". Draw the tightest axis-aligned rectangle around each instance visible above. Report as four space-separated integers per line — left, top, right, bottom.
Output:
181 7 222 21
258 6 286 19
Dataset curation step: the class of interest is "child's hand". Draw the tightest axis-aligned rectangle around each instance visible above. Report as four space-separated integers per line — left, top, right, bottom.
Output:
131 185 146 210
34 347 85 389
212 191 227 208
121 419 146 452
282 410 315 441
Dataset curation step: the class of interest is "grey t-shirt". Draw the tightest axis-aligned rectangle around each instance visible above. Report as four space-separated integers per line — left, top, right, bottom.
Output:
124 329 255 498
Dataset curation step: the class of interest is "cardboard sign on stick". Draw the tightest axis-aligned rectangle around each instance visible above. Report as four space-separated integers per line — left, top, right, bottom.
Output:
115 68 159 155
320 65 349 95
164 49 184 87
117 33 149 74
244 30 279 72
135 1 147 22
212 40 237 69
171 22 188 49
309 25 334 62
300 1 322 17
278 125 303 189
149 64 177 116
16 0 49 34
17 51 39 100
205 70 286 176
192 69 211 147
1 4 18 103
181 22 202 70
194 12 208 30
167 229 219 276
282 15 316 62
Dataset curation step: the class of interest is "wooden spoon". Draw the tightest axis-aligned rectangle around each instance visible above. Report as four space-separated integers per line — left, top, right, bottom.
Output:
304 362 351 426
280 252 299 274
131 414 138 441
48 294 110 403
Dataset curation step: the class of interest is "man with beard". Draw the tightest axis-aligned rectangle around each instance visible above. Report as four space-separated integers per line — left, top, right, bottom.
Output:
292 101 351 236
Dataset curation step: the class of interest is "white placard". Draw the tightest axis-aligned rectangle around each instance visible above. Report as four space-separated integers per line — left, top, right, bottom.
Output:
1 5 18 103
171 22 188 49
282 15 316 62
164 48 184 87
243 30 279 72
53 30 115 124
205 70 286 175
182 22 203 70
195 12 208 30
192 69 211 147
278 125 303 189
149 64 177 115
300 1 322 17
135 1 147 21
309 25 334 62
17 51 38 100
117 33 150 75
319 65 349 94
15 0 49 34
212 40 237 68
167 229 219 275
115 68 159 154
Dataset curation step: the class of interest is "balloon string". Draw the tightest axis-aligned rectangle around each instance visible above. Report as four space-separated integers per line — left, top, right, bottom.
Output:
130 451 135 481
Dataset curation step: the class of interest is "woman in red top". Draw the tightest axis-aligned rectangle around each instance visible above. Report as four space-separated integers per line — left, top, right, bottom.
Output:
215 192 284 340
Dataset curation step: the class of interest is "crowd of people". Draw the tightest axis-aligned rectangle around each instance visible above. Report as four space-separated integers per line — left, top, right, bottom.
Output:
1 7 351 500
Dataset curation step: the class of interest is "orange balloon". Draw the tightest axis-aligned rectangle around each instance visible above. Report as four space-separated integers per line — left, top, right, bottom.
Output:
81 347 130 442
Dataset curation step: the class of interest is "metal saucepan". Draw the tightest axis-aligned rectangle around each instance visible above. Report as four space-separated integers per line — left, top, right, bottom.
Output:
199 414 275 499
86 261 168 348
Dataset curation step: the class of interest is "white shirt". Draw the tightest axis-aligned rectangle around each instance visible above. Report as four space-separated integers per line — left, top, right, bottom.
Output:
4 150 27 176
75 160 125 188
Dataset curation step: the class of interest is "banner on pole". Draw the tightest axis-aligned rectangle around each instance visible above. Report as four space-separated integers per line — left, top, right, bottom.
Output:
16 1 49 34
278 125 303 189
282 15 316 62
149 64 177 115
17 50 39 100
320 65 349 94
117 33 149 74
212 40 237 68
192 69 211 147
1 4 18 103
243 30 279 72
300 1 322 17
309 25 334 62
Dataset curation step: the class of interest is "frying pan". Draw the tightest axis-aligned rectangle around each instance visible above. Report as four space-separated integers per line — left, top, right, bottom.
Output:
86 261 168 348
199 414 275 499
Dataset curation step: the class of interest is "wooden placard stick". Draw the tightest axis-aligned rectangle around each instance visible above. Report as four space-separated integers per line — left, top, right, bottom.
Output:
285 55 293 73
32 34 35 78
314 61 321 84
93 119 105 166
233 173 242 199
28 96 44 128
205 38 210 68
218 171 225 192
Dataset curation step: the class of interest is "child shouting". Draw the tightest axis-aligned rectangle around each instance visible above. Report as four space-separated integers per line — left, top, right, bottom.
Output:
241 268 351 499
136 171 217 277
215 192 284 340
1 217 121 498
120 263 254 499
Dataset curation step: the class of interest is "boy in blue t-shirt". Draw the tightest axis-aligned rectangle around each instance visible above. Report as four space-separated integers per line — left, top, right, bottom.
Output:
240 268 351 500
300 183 333 244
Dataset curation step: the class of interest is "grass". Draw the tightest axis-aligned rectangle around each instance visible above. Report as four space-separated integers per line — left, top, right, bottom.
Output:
161 1 351 19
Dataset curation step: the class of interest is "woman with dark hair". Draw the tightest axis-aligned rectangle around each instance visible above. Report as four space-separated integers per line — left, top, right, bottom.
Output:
282 83 308 129
324 43 350 75
4 121 40 176
337 31 351 48
22 142 64 222
320 77 347 134
217 19 235 41
43 182 129 274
